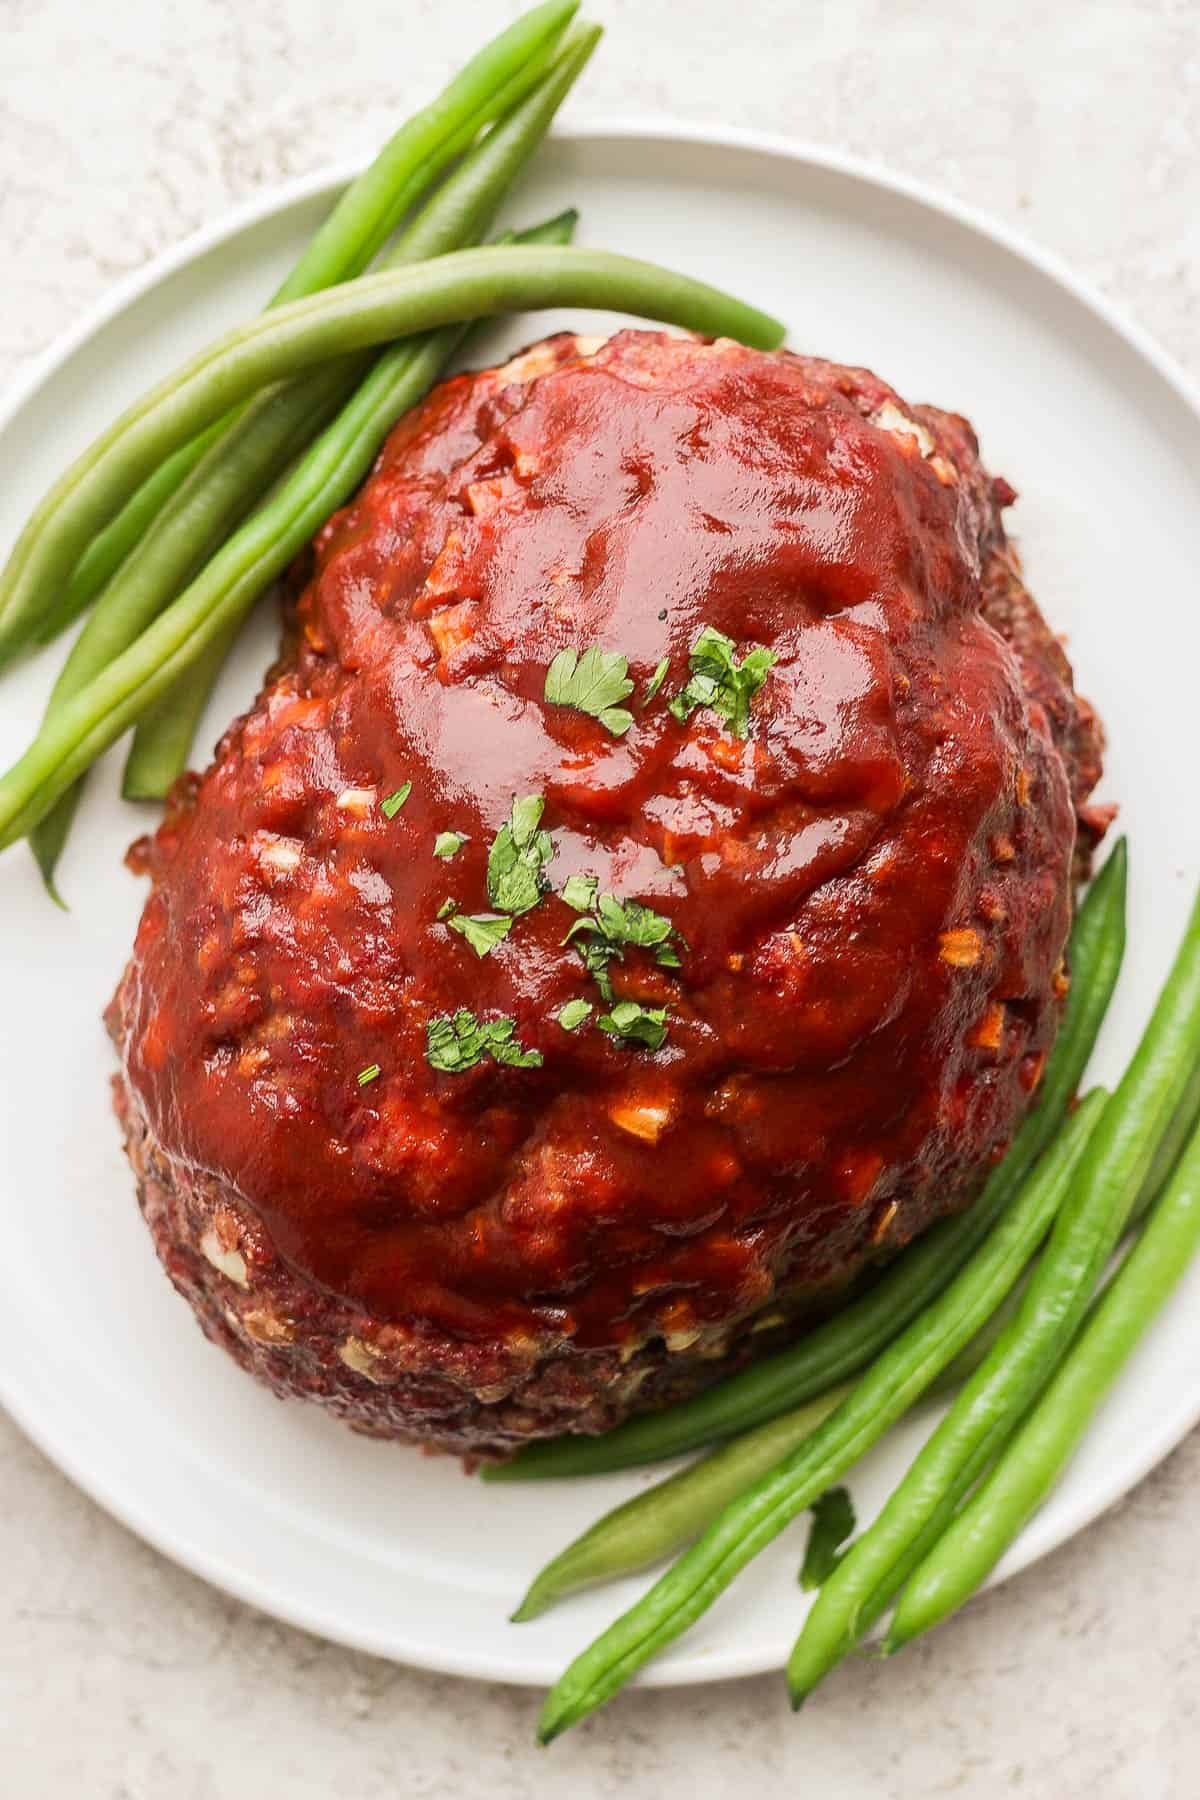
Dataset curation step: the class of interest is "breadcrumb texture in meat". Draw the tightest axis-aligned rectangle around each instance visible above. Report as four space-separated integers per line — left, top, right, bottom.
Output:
107 330 1106 1458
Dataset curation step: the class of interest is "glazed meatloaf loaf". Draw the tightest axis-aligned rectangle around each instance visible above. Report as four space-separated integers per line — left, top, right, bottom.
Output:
107 329 1105 1458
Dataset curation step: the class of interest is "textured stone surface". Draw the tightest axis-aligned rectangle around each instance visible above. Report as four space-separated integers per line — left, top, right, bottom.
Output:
2 2 1199 1794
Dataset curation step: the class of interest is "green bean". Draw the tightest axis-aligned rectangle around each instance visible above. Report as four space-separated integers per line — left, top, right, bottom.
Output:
929 1039 1200 1400
3 241 760 849
28 366 352 896
785 1198 1114 1702
24 0 579 653
516 1112 1115 1630
848 1091 1200 1649
821 1429 1006 1664
514 1242 1067 1624
0 244 783 706
512 1385 854 1621
0 332 450 848
888 1107 1200 1648
813 1070 1200 1663
120 205 582 803
1131 1053 1200 1218
29 31 598 888
786 873 1200 1705
535 1091 1106 1742
268 2 578 298
490 844 1129 1482
516 882 1129 1609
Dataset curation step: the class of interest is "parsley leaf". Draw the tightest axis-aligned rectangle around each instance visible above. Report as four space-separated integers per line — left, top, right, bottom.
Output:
426 1012 484 1072
544 646 635 737
798 1486 856 1590
487 1022 543 1068
380 781 412 818
356 1063 381 1087
668 626 777 738
570 935 619 1002
563 888 684 1004
434 831 466 860
425 1010 543 1074
596 1000 669 1052
557 998 594 1032
436 898 458 921
596 894 675 951
642 656 670 707
448 913 513 958
487 794 554 916
509 794 545 842
561 872 599 914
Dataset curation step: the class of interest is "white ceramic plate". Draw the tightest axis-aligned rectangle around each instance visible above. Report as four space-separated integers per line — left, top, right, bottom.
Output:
2 123 1199 1689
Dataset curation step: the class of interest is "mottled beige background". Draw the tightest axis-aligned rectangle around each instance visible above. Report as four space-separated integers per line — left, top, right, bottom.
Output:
2 2 1198 1794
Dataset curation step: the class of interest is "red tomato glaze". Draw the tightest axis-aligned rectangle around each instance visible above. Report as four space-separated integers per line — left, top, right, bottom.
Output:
114 332 1099 1376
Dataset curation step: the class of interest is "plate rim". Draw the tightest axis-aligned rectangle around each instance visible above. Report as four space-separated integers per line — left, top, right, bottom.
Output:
3 116 1199 1687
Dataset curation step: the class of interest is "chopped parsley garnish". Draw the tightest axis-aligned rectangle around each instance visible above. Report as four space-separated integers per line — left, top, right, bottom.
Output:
642 656 670 708
596 1000 669 1051
356 1063 381 1087
380 781 412 818
563 889 684 1003
487 794 553 916
572 937 619 1000
562 872 599 914
447 912 513 959
544 646 634 737
425 1009 543 1074
441 799 551 958
557 998 594 1032
798 1486 856 1590
668 626 777 738
434 831 466 860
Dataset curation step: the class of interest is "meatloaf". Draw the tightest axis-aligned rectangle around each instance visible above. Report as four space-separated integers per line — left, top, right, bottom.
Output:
107 329 1105 1458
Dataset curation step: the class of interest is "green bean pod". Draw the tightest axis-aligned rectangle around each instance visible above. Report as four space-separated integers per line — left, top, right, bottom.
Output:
515 863 1129 1609
929 1035 1200 1401
1130 1053 1200 1219
535 1091 1106 1743
515 1105 1127 1630
786 872 1200 1706
28 366 352 896
268 2 579 298
1 242 769 849
888 1105 1200 1647
512 1384 854 1621
786 1117 1113 1702
0 244 783 699
30 27 599 887
490 843 1129 1482
27 0 579 651
121 206 582 803
815 1045 1200 1658
119 614 246 803
848 1104 1200 1651
828 1428 1008 1659
514 1265 1073 1624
